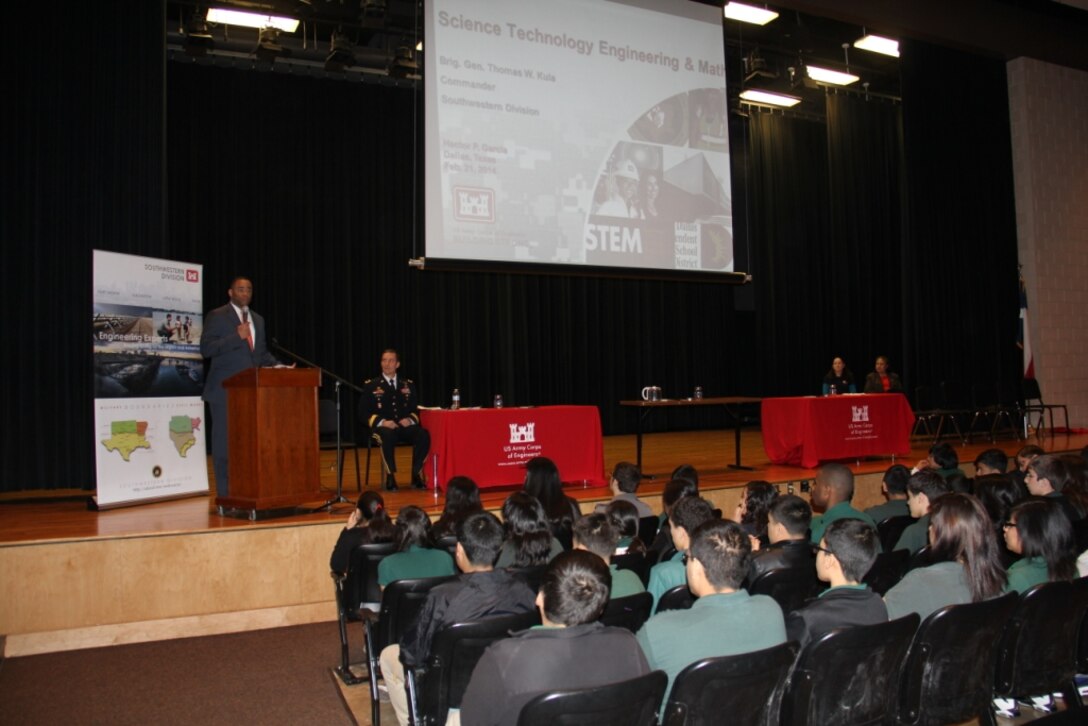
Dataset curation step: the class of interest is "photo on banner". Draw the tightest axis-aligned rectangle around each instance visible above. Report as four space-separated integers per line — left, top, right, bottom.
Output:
92 250 208 508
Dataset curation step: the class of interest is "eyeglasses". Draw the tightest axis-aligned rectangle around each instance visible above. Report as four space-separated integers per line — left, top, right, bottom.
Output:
1003 521 1017 530
813 544 834 556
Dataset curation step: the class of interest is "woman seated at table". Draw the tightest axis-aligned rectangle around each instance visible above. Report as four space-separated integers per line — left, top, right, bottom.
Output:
863 355 904 393
822 356 857 395
377 505 457 589
1003 499 1077 593
495 491 564 569
328 490 396 574
431 476 483 540
884 493 1006 621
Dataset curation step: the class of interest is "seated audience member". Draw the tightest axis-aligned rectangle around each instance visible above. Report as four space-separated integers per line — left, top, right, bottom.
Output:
822 356 857 395
637 520 786 703
607 499 648 555
809 463 877 544
787 519 888 650
648 476 699 563
912 442 965 480
974 448 1009 478
495 492 564 569
1025 454 1082 524
1012 444 1045 488
975 474 1028 567
431 476 482 540
573 513 645 598
746 494 815 585
894 471 951 553
459 551 651 726
884 493 1006 621
377 505 457 588
946 472 972 495
380 511 536 726
647 496 717 610
1058 454 1088 523
1003 499 1077 593
865 464 912 523
524 456 582 550
734 480 778 547
862 355 903 393
595 461 653 518
329 491 396 573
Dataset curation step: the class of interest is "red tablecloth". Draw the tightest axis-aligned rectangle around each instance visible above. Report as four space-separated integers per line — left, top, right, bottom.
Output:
761 394 916 468
420 406 606 490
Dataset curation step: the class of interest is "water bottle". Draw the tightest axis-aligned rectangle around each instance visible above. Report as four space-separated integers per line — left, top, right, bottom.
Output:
451 388 461 410
829 384 837 396
493 394 503 408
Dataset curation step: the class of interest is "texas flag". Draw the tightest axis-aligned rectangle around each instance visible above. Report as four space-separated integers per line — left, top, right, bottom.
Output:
1018 275 1034 379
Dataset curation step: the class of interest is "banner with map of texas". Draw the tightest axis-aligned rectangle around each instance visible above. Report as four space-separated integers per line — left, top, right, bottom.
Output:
93 250 208 508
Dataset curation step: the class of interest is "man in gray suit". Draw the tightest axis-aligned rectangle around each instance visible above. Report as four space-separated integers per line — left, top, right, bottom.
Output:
200 276 283 502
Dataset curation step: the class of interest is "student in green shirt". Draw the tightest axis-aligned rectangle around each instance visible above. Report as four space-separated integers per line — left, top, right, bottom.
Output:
572 512 646 599
1003 498 1077 593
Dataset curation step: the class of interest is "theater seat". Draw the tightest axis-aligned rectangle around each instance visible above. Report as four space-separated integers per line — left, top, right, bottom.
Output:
331 540 396 686
516 670 667 726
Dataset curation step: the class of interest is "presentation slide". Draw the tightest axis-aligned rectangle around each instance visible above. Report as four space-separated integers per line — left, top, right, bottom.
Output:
424 0 734 273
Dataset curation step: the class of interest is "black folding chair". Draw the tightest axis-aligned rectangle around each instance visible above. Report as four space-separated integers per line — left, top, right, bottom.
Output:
599 592 653 633
896 592 1018 726
406 610 541 725
662 642 798 726
362 575 456 725
781 614 920 726
331 540 396 685
517 670 668 726
655 584 695 614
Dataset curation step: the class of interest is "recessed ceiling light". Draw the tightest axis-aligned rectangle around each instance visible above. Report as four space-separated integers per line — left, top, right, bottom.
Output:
724 3 779 26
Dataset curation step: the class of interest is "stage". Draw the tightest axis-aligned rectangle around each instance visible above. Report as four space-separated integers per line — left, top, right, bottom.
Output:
2 426 1084 657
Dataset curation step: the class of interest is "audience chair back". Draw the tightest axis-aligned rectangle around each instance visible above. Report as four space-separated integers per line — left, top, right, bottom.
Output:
662 641 798 726
507 564 547 593
877 516 914 553
781 614 920 726
332 540 396 686
748 565 821 615
407 609 542 726
906 545 933 573
993 579 1088 709
433 534 458 557
516 669 668 726
638 516 660 547
612 551 651 587
599 592 653 633
655 584 695 614
896 592 1018 726
862 549 909 596
363 575 457 726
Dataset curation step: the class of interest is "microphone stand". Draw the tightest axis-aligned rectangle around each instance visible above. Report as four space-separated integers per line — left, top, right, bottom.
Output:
271 339 363 512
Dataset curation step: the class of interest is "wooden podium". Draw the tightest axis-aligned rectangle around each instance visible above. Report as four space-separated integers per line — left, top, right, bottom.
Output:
218 367 322 513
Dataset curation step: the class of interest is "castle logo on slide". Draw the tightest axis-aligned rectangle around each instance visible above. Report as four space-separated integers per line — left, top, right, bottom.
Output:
453 186 495 222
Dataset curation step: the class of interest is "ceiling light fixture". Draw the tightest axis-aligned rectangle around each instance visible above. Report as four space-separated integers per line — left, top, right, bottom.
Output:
854 33 899 58
806 65 859 85
206 8 300 33
724 2 779 26
739 89 801 107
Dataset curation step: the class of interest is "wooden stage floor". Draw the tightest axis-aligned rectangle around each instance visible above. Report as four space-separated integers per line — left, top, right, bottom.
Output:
3 427 1086 546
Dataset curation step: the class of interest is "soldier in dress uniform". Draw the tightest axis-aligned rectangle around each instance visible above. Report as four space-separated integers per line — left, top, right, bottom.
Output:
360 349 430 491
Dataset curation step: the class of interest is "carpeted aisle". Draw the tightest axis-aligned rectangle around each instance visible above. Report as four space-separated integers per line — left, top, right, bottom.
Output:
0 622 354 725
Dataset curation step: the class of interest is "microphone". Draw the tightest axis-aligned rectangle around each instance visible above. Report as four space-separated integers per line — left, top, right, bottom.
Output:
241 305 249 323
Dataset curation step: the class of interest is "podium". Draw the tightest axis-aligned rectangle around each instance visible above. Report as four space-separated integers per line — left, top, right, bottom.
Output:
218 367 322 513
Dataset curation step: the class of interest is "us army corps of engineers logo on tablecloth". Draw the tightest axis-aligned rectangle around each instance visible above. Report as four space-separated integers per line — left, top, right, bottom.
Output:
846 404 877 442
500 421 542 467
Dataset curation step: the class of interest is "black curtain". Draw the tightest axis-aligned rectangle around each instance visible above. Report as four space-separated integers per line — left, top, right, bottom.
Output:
2 1 165 491
898 41 1021 399
3 11 1023 492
